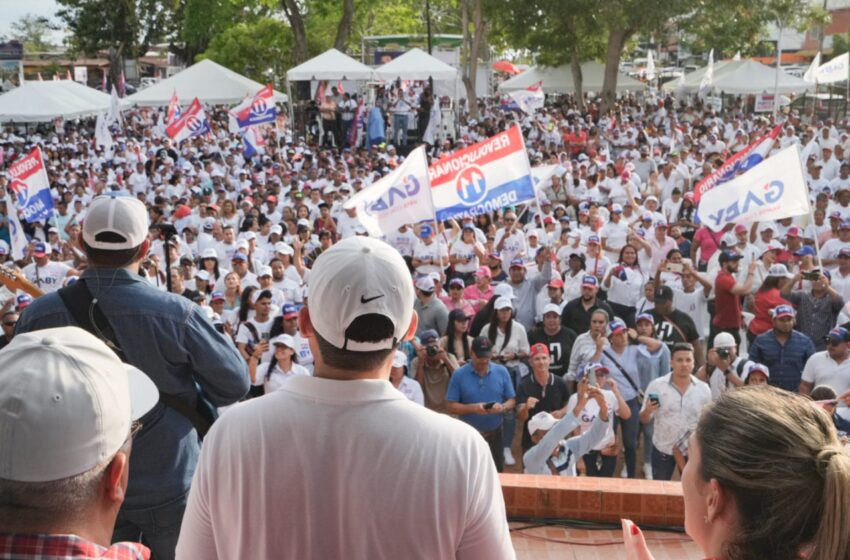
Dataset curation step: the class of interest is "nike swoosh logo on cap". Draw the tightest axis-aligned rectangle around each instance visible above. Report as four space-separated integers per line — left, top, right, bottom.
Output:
361 294 384 304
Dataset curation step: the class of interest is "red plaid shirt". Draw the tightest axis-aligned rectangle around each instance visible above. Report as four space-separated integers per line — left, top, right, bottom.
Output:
0 534 150 560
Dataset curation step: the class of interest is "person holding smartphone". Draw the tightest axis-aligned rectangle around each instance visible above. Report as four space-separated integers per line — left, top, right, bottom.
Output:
640 342 711 481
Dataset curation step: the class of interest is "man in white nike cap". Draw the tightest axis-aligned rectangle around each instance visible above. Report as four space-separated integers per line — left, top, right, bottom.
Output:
177 236 515 559
0 327 158 558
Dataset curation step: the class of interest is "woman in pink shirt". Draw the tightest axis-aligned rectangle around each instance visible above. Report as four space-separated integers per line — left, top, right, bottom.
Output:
691 225 725 272
442 278 476 318
463 266 493 313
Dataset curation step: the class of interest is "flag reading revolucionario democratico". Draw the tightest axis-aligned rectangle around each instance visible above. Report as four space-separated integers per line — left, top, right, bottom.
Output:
429 125 534 221
696 144 810 232
693 124 781 203
7 146 54 223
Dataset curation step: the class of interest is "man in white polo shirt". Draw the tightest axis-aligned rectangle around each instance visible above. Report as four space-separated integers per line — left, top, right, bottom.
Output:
177 236 514 559
800 327 850 425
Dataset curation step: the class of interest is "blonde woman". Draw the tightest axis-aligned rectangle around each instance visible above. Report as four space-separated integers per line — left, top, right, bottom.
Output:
624 386 850 560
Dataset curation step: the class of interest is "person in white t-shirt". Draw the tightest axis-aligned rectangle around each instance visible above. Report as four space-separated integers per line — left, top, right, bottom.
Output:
390 350 425 405
800 327 850 425
256 334 311 394
450 225 485 281
22 242 77 294
235 290 275 363
176 237 514 559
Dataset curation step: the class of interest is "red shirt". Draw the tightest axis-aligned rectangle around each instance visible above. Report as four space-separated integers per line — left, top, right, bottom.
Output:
713 270 742 328
749 288 791 335
0 534 150 559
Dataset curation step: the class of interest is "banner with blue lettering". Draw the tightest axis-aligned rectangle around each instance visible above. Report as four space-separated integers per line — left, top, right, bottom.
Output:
7 146 53 223
696 144 809 232
344 146 434 236
429 125 534 221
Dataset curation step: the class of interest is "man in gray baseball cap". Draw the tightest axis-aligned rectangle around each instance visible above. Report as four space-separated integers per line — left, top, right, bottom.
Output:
0 327 158 558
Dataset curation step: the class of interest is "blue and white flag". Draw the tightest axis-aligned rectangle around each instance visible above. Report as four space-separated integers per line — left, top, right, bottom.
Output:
508 81 544 115
3 193 28 260
344 146 434 236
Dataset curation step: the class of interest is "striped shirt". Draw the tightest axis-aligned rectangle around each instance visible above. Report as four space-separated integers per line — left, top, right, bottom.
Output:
748 330 816 392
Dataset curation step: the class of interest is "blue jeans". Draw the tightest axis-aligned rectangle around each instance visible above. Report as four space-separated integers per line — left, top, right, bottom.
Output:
112 490 188 560
502 366 520 449
393 113 409 145
615 397 642 478
651 446 677 481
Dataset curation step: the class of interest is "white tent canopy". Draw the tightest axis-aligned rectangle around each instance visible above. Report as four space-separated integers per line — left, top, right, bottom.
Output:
123 59 287 107
0 80 111 123
498 62 645 94
663 59 813 95
374 48 457 81
661 60 732 93
286 48 375 81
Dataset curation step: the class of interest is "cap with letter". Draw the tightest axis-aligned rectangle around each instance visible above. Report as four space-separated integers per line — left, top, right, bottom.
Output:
772 304 796 319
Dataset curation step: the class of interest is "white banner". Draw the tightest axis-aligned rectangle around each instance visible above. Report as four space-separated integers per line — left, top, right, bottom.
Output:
344 146 434 237
754 94 774 113
73 66 88 83
803 52 821 83
816 52 849 84
696 144 810 232
3 194 28 260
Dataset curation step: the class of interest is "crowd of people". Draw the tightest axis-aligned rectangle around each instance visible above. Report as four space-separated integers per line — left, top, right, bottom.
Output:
0 84 850 559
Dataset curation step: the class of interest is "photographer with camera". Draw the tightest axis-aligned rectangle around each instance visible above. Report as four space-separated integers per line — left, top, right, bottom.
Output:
413 329 458 413
696 332 751 400
782 268 844 351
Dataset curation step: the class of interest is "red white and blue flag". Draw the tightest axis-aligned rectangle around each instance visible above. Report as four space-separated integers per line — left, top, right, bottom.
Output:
429 125 534 221
241 126 266 158
166 90 181 126
508 81 545 115
694 124 782 203
165 98 210 143
7 147 54 223
231 85 277 129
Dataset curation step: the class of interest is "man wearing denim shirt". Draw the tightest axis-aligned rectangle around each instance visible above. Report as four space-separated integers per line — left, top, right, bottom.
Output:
16 195 249 560
748 305 816 392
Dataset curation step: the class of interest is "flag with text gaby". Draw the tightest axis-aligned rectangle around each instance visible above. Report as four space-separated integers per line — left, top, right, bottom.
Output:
344 146 433 237
693 124 781 203
816 52 849 84
166 98 210 143
429 125 534 221
696 144 809 232
6 146 53 223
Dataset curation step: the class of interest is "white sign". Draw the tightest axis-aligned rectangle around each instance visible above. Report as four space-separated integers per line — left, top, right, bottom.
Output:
705 96 722 112
754 94 774 113
696 144 810 232
73 66 88 83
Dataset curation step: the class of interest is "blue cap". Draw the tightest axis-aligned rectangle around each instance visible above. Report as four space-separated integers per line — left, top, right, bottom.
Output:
794 246 816 257
718 249 743 263
210 291 225 302
509 259 525 269
772 304 796 319
636 313 654 324
827 327 850 342
420 329 439 344
231 252 248 262
587 234 601 245
581 275 598 287
16 294 32 307
577 362 610 381
32 242 47 257
608 319 628 335
282 304 298 319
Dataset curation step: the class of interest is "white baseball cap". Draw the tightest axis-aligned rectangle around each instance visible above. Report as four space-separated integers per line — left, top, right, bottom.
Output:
713 332 736 348
494 296 513 310
767 263 794 279
415 276 436 292
542 303 562 316
275 242 295 256
257 265 273 277
493 283 516 299
392 350 407 368
0 327 158 482
82 195 149 250
527 411 559 435
201 248 217 259
308 237 414 351
270 334 296 349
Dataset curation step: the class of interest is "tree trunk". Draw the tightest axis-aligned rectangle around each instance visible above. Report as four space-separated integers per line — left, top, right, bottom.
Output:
282 0 308 64
600 27 630 114
334 0 355 52
461 0 485 121
570 48 584 111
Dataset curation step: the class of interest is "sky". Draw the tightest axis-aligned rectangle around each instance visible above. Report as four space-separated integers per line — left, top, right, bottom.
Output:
0 0 66 43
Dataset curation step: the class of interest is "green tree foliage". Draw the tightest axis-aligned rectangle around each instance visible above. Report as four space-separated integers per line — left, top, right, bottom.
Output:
199 18 294 82
7 14 59 53
828 31 850 61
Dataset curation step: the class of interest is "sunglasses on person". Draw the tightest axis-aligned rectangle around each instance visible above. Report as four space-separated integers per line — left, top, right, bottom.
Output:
2 320 16 327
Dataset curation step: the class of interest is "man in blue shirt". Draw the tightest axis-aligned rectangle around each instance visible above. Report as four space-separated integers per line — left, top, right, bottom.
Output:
749 305 816 392
16 195 249 560
447 336 516 472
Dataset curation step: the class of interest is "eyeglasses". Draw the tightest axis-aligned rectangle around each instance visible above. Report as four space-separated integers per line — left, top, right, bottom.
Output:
2 321 15 327
130 420 143 438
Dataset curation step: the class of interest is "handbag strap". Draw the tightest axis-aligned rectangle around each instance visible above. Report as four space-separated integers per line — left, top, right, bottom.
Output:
602 348 643 398
57 280 213 438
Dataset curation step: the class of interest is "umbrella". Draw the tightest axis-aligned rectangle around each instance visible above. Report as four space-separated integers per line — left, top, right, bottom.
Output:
493 60 521 75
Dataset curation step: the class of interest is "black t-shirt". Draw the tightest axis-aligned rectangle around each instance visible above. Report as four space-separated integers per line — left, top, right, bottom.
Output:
650 308 700 347
516 373 571 452
180 288 202 302
528 326 577 378
562 298 614 336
